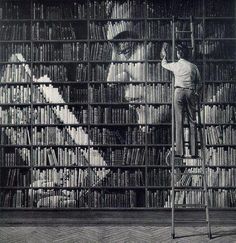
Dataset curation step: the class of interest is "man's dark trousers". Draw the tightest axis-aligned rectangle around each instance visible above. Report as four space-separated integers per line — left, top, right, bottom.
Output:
174 87 198 157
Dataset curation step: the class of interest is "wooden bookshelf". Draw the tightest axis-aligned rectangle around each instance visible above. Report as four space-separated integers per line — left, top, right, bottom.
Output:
0 0 235 222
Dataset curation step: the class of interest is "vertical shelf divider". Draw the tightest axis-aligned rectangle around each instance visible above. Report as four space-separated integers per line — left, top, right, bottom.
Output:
30 0 34 209
144 0 148 208
87 0 91 209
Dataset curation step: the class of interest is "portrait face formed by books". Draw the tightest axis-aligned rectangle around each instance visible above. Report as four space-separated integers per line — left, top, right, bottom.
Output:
0 0 235 209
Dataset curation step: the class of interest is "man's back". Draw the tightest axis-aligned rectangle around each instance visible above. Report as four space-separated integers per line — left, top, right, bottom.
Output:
161 58 200 89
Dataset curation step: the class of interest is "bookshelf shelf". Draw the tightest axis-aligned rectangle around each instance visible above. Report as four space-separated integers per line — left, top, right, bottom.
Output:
205 59 236 62
206 38 236 41
32 40 88 43
0 103 31 107
0 0 235 214
0 82 32 85
0 40 31 43
0 19 31 22
0 62 30 65
32 19 87 22
32 61 88 64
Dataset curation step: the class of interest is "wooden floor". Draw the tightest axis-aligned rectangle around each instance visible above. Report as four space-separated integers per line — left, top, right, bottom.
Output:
0 226 236 243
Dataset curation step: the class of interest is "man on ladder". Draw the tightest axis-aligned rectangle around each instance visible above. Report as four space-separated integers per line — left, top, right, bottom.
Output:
161 42 201 158
160 16 211 239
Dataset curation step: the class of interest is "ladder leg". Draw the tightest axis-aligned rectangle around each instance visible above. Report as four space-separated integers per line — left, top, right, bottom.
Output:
197 103 212 239
171 16 176 239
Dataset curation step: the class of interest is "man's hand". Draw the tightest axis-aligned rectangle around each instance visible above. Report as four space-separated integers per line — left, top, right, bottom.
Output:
160 42 168 59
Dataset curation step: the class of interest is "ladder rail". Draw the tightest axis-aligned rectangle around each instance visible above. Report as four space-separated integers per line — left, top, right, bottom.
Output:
197 96 212 238
171 16 176 239
171 16 211 239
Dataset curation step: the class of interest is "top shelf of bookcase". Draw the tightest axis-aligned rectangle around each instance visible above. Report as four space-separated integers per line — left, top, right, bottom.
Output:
0 16 235 22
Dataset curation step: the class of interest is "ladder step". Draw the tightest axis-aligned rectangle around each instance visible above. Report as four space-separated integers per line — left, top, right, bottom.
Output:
175 220 208 223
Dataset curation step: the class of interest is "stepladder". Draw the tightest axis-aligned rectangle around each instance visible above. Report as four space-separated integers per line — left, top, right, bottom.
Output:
168 16 212 239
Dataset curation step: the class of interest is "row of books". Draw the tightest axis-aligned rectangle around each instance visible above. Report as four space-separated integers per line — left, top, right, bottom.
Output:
32 22 78 41
6 80 235 105
33 147 88 166
0 106 31 125
208 189 236 207
1 188 235 208
33 65 69 82
206 22 235 39
207 168 236 187
103 147 145 165
93 21 145 40
0 64 31 83
205 41 235 59
0 85 31 104
33 189 136 208
147 126 171 144
95 63 172 82
206 125 236 145
33 2 87 20
147 0 202 18
0 189 29 208
3 62 233 84
1 22 234 43
145 105 171 124
205 0 235 17
33 189 87 208
147 169 171 186
172 166 236 188
90 106 137 124
90 42 112 60
89 127 145 145
90 189 137 208
33 106 88 124
33 43 88 61
1 146 236 167
5 62 232 84
33 85 88 103
204 105 235 123
0 1 30 19
93 168 144 187
91 0 145 19
89 83 172 103
0 23 30 40
0 82 236 107
205 63 235 81
147 189 168 207
33 64 88 82
32 168 89 187
0 127 31 145
0 84 234 106
207 147 236 166
205 83 236 102
0 148 30 167
1 168 30 187
2 0 233 20
167 189 236 208
32 126 86 146
147 21 203 39
0 45 31 63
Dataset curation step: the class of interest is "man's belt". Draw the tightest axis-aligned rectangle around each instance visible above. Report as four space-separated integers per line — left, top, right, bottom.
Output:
174 86 194 90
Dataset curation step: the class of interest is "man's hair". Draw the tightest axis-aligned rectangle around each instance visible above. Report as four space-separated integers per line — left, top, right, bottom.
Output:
176 43 189 59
